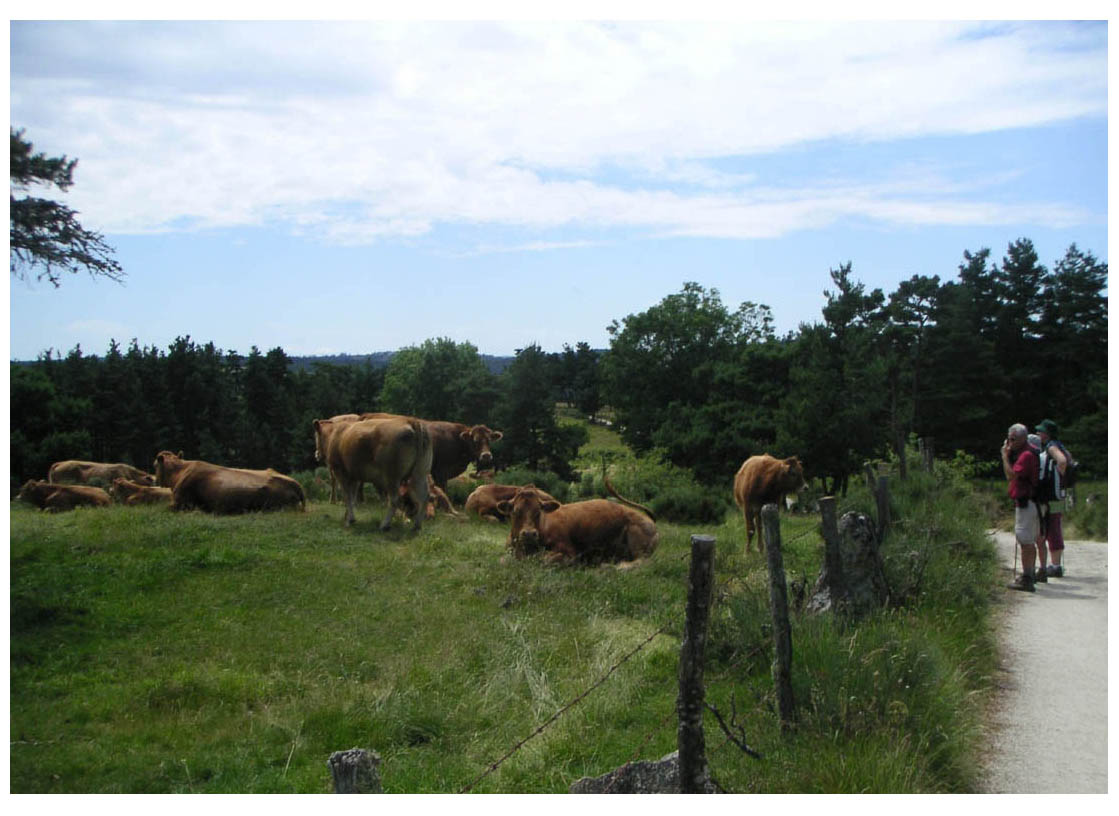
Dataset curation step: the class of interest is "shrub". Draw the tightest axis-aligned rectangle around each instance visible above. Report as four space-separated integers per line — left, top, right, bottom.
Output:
292 468 332 503
649 483 731 525
493 466 571 503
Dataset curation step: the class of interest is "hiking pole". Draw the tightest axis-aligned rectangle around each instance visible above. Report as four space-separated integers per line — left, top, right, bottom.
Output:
1013 536 1019 580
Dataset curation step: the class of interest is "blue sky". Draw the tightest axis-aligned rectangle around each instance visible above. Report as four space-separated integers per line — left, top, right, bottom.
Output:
7 15 1109 362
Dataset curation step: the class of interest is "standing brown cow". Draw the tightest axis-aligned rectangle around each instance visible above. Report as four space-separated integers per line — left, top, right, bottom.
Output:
19 479 112 511
360 413 502 491
496 478 657 567
325 416 434 532
154 451 306 514
312 414 362 502
49 460 155 486
733 454 807 553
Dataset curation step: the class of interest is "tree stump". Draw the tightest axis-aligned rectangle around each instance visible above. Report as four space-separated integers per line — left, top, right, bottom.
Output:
807 511 889 619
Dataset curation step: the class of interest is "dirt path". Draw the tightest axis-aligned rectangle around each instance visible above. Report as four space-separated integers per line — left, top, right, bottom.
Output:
979 530 1108 793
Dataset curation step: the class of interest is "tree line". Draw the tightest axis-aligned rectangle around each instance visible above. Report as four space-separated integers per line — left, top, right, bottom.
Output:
9 238 1107 494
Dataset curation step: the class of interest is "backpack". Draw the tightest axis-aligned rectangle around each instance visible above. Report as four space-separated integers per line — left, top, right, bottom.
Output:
1059 443 1080 488
1036 451 1059 504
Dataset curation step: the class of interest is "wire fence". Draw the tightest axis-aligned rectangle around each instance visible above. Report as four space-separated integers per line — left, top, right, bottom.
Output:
454 509 826 794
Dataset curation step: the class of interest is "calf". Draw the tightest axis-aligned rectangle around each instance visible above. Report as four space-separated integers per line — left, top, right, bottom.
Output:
109 478 173 506
733 454 807 553
465 483 558 522
497 478 657 567
19 479 111 512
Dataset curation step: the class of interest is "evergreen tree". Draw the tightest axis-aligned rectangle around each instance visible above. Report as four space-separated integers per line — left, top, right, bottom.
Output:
10 128 123 287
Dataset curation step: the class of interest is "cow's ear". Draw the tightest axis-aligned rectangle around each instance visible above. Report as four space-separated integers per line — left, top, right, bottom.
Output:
459 429 472 441
313 419 321 431
496 500 513 515
490 431 503 442
542 500 561 513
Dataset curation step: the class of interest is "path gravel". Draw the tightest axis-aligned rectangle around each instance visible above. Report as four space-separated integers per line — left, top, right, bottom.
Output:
979 530 1108 793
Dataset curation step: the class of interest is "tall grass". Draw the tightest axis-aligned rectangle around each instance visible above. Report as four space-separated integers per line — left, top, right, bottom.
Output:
11 442 1001 793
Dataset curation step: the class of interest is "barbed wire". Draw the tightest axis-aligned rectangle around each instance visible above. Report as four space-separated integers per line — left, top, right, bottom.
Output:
459 622 674 793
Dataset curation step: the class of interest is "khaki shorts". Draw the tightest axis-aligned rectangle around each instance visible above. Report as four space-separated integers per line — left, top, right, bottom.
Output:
1015 501 1040 546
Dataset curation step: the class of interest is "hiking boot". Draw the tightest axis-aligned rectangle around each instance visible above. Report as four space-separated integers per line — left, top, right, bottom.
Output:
1008 574 1035 592
1034 568 1048 583
1048 564 1064 578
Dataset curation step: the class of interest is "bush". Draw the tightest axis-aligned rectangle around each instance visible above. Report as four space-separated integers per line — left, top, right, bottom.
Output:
493 466 571 503
292 468 332 503
649 484 731 525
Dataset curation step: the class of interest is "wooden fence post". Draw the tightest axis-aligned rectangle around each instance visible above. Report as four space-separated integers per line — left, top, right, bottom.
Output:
327 748 383 793
922 437 935 473
875 476 891 540
762 505 795 728
677 534 716 793
819 496 843 596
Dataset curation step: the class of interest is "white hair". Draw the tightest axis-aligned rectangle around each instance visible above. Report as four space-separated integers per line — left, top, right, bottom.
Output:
1008 423 1028 439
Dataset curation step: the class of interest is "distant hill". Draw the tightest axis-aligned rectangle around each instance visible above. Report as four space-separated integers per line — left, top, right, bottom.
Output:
288 351 516 375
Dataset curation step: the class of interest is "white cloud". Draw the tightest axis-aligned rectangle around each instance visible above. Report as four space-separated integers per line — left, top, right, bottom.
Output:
10 20 1107 244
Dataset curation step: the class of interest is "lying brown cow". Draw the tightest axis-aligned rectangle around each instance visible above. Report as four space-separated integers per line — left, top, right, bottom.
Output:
325 416 434 532
496 478 657 566
49 460 155 486
109 478 173 506
733 454 807 553
154 451 305 514
361 413 502 490
398 475 460 520
19 479 111 512
465 483 558 522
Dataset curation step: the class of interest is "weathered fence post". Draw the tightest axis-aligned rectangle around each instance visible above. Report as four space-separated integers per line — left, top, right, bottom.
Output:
762 505 795 728
677 534 716 793
921 437 935 473
819 496 843 598
327 748 383 793
864 461 876 490
875 476 891 540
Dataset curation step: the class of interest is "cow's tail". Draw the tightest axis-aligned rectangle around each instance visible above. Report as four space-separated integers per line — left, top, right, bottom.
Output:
47 463 60 484
604 475 656 522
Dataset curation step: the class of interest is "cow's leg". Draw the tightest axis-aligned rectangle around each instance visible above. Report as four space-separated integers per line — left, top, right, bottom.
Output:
742 501 755 552
404 475 428 532
341 477 358 526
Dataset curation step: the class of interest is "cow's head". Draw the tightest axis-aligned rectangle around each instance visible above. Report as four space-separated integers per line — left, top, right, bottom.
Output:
497 485 560 558
153 451 185 488
18 479 43 503
460 425 503 470
312 419 329 463
782 457 808 494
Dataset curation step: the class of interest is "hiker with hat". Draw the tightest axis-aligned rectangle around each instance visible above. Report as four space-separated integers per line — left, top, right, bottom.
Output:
1035 419 1070 578
1002 423 1041 592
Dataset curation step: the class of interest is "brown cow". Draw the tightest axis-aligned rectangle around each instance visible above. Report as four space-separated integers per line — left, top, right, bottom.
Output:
19 479 111 512
49 460 155 486
496 478 657 567
325 416 434 532
361 413 502 490
312 414 362 502
465 483 558 523
733 454 807 553
153 451 306 514
109 478 173 506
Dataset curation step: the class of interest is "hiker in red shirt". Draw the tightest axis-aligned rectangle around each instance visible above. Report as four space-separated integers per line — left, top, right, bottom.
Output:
1002 423 1040 592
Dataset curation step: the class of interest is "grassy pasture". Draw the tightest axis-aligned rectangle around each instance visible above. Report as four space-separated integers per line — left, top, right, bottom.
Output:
11 455 999 793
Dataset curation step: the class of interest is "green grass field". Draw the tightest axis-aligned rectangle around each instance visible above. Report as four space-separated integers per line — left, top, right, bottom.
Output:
10 454 1001 793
